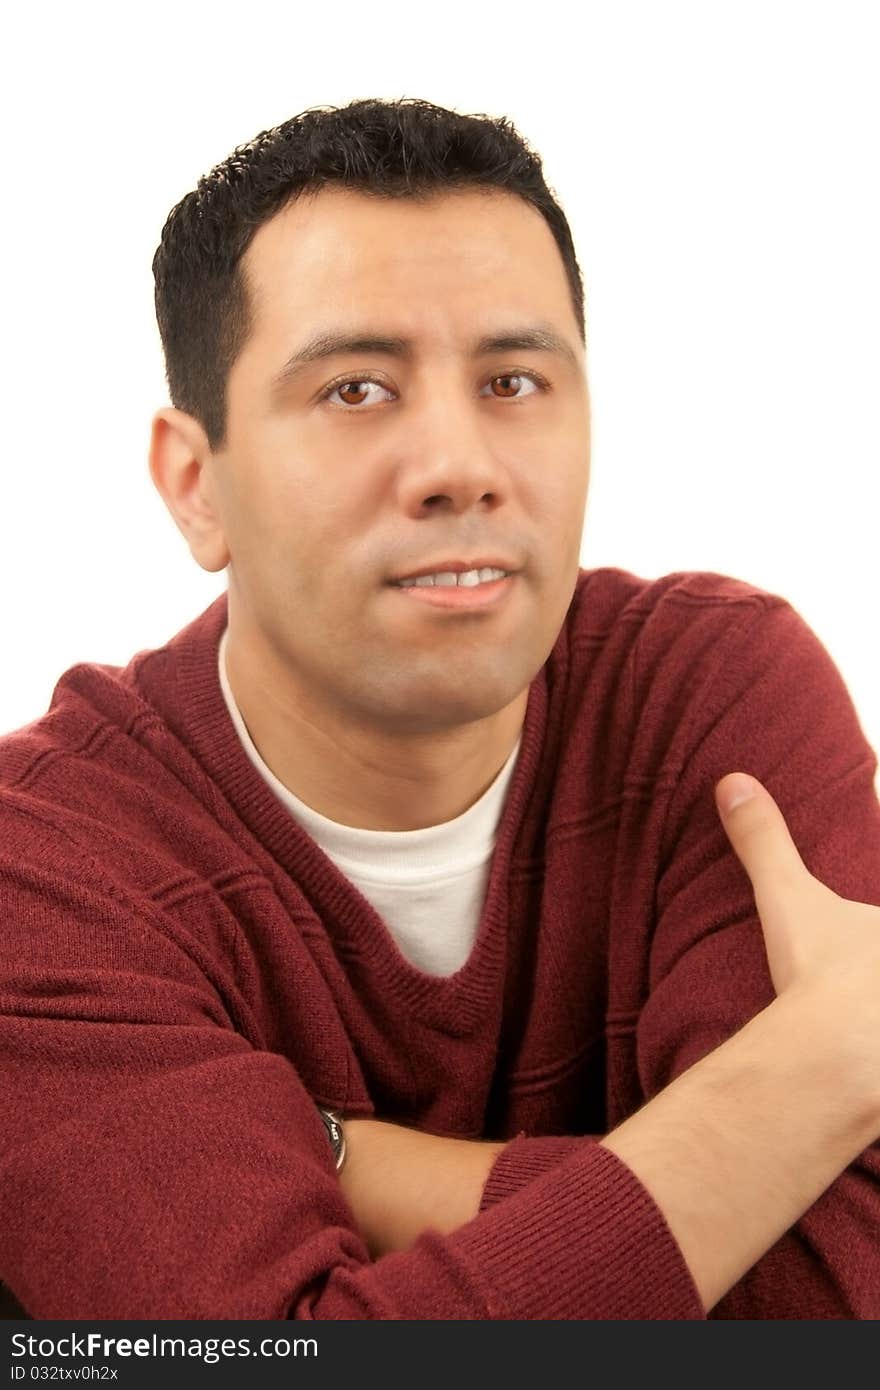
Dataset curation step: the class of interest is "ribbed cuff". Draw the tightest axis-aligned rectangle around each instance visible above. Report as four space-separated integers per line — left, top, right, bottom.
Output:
448 1141 706 1319
480 1134 594 1211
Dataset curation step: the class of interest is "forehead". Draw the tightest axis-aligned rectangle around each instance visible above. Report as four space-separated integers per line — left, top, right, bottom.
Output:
241 185 574 339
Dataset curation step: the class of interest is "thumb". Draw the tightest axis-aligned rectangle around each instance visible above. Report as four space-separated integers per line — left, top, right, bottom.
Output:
714 772 814 900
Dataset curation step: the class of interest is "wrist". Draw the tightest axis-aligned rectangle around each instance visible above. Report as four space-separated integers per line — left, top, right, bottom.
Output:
776 982 880 1139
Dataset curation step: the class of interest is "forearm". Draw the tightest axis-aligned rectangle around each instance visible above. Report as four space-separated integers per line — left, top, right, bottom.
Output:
341 1122 506 1258
600 986 879 1311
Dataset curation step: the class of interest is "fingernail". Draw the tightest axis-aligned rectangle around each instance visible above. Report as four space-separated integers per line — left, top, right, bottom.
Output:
719 774 757 813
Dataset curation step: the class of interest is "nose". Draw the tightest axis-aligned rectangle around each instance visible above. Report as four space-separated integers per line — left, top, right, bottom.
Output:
392 374 511 516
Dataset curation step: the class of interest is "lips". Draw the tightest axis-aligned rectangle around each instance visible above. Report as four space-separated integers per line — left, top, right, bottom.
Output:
388 557 519 584
389 572 516 611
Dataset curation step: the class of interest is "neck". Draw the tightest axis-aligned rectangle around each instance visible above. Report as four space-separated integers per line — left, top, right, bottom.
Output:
223 631 529 832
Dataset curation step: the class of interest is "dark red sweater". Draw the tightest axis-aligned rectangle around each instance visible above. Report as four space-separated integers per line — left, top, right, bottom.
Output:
1 567 878 1319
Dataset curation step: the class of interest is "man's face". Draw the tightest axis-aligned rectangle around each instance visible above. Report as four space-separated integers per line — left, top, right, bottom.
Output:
207 184 590 737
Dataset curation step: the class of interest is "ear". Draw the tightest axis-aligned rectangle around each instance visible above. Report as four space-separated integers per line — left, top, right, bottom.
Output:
148 407 230 574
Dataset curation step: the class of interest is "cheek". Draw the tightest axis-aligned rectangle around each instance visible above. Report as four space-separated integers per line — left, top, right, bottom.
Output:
226 473 310 558
537 463 587 528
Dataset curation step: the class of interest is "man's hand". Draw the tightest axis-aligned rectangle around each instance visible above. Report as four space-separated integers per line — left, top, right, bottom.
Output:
715 771 880 1086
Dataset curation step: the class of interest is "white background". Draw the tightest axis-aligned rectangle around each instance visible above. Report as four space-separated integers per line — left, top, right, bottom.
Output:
2 0 877 791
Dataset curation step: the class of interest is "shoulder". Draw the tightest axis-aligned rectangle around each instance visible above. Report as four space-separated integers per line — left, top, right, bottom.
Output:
0 644 209 903
570 564 790 631
562 565 797 700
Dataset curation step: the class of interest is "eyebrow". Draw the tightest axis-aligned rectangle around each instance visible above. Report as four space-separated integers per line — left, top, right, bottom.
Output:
269 324 581 396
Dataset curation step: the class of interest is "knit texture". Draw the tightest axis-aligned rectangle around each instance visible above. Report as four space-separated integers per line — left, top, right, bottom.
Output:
1 566 878 1319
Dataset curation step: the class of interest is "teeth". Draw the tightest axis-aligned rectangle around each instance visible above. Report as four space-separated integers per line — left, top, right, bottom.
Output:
397 567 509 589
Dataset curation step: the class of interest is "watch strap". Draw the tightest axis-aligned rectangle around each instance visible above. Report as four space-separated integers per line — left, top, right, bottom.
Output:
318 1107 347 1173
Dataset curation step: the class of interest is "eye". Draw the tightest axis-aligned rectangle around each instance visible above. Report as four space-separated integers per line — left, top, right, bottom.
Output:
318 371 547 409
320 379 396 408
479 373 542 401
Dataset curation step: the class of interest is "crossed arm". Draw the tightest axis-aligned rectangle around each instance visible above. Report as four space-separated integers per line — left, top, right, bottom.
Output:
339 984 880 1314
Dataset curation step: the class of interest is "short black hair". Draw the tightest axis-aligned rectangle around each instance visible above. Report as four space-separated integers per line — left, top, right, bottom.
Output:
152 96 586 452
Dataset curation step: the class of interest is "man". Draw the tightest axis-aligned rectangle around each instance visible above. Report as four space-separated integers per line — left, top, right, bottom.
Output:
1 97 878 1320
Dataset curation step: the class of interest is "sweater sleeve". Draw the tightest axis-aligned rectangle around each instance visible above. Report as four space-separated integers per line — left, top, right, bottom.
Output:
639 595 880 1319
0 821 705 1320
